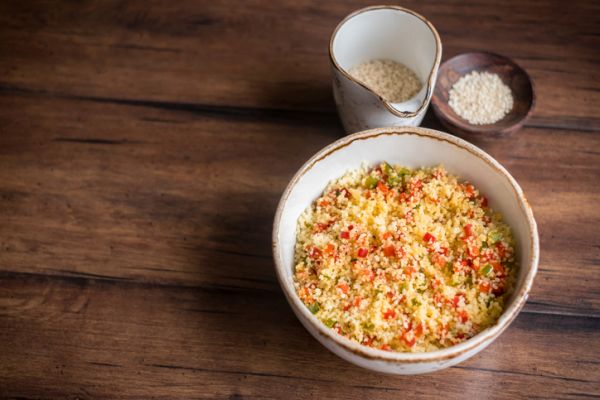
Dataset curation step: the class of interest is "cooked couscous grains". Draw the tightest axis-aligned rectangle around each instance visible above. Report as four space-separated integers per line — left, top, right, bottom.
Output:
293 163 517 352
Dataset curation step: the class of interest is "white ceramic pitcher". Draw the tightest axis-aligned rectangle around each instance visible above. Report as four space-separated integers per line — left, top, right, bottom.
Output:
329 6 442 133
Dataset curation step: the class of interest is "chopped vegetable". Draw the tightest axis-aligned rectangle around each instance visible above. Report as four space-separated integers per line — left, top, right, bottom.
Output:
423 232 436 243
364 175 379 189
479 264 493 276
308 303 320 314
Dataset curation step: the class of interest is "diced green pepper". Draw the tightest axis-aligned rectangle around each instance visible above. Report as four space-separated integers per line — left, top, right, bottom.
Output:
489 231 502 244
382 162 394 176
363 321 375 331
387 174 401 187
445 262 453 274
325 319 336 328
479 264 493 276
412 298 421 306
398 167 410 176
308 303 320 314
365 175 379 189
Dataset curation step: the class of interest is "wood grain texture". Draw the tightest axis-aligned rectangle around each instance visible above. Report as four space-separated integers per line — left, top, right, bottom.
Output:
432 51 535 138
0 0 599 398
0 273 598 399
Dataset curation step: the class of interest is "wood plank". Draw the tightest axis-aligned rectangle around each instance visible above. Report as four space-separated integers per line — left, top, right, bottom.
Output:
0 92 599 318
0 273 598 399
0 0 599 130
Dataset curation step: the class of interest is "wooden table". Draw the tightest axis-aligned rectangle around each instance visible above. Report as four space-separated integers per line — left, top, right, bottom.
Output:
1 1 599 398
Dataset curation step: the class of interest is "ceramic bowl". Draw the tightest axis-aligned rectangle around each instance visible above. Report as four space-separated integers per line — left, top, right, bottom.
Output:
431 51 535 139
272 126 539 374
329 6 442 133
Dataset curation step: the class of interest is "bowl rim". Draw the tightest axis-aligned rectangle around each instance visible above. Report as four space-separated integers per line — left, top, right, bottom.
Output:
329 5 442 119
431 51 536 135
272 126 539 363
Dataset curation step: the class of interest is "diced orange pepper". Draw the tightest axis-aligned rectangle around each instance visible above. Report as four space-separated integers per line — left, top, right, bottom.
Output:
337 283 349 294
324 243 335 255
383 245 396 257
377 181 389 194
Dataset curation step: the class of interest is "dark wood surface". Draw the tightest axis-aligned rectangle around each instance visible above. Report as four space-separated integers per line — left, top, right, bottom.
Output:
431 51 535 137
0 1 599 398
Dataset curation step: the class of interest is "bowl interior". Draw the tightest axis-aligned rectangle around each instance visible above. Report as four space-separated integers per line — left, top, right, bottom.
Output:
274 128 537 357
432 52 534 133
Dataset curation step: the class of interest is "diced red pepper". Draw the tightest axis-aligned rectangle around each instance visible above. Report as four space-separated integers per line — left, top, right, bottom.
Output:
481 196 488 207
340 231 350 239
348 225 354 231
380 344 392 351
324 243 335 255
465 184 475 198
353 296 362 308
405 265 417 277
383 232 392 240
319 199 329 207
479 281 491 293
432 253 446 268
463 224 474 238
377 181 390 194
496 242 507 258
414 323 424 338
383 309 396 320
309 247 322 259
383 245 396 257
439 246 449 256
458 310 469 323
315 219 335 232
452 295 461 308
491 261 506 277
423 232 436 244
357 248 368 258
402 331 416 347
467 245 480 257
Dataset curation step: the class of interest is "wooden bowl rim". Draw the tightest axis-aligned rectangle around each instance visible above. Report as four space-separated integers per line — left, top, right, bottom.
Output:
431 51 536 135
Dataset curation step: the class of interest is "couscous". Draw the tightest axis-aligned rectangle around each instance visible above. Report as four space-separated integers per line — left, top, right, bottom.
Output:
293 163 517 352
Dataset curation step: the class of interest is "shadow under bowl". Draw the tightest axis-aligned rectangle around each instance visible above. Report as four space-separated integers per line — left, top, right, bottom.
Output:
431 51 535 139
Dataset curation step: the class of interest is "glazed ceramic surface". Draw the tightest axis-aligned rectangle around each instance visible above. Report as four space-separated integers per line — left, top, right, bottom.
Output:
272 127 539 374
329 6 442 133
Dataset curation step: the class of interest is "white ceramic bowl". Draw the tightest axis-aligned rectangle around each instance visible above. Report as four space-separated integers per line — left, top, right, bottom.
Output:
272 127 539 374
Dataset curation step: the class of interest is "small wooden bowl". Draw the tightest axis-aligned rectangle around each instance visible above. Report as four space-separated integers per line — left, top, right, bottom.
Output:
431 52 535 139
